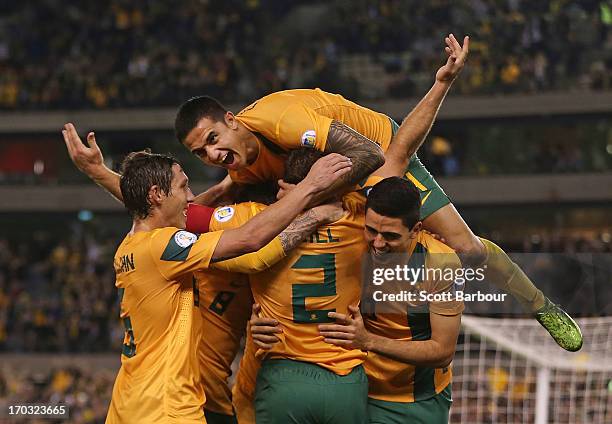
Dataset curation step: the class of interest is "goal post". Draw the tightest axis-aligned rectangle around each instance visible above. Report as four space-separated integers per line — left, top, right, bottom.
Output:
450 316 612 424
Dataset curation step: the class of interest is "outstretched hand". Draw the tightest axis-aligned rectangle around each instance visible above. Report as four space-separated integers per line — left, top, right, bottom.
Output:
436 34 469 83
62 123 106 177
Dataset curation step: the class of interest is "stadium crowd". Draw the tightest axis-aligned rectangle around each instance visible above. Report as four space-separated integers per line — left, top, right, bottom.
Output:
0 0 611 109
0 365 113 423
0 222 608 422
0 225 608 353
0 233 122 352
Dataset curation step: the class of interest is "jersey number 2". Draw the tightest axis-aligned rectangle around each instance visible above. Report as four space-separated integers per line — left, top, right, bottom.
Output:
291 253 337 323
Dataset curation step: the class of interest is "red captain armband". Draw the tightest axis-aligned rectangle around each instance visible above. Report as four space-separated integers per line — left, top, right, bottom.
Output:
186 203 215 233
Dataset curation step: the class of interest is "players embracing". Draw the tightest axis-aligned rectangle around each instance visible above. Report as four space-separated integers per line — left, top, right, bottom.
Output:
62 33 582 424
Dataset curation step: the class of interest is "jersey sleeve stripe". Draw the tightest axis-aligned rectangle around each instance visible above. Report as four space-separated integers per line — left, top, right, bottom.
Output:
160 231 197 261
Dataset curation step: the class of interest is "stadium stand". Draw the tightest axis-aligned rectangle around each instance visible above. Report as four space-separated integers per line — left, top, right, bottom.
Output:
1 1 611 423
0 0 611 109
0 223 609 353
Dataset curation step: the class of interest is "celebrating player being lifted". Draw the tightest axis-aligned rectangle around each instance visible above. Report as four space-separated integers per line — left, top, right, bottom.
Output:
64 33 582 351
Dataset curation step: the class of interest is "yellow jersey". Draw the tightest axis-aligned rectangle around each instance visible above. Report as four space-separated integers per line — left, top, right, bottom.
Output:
232 328 259 424
193 201 285 416
195 269 252 416
232 89 393 184
108 227 223 424
212 192 369 375
364 231 464 403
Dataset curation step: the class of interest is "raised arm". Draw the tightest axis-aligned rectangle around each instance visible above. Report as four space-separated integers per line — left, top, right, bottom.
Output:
62 123 123 201
383 34 469 176
63 123 234 207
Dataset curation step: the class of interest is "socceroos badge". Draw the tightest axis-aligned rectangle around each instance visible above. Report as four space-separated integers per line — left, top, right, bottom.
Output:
214 206 235 223
301 130 316 148
174 231 197 248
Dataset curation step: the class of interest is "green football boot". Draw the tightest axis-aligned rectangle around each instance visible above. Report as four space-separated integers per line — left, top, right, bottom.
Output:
535 297 583 352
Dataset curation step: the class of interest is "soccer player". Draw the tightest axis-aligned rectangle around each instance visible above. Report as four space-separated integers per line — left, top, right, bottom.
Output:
171 35 580 351
104 150 350 423
196 149 370 424
190 197 344 424
319 177 464 424
63 34 582 351
195 269 251 424
247 150 463 423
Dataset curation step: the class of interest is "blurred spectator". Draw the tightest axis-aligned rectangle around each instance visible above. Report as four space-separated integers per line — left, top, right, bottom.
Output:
424 136 461 176
0 229 121 352
0 366 114 423
1 0 612 110
0 218 609 354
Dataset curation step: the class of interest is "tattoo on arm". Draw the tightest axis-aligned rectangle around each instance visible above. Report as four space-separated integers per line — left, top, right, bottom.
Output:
324 120 385 186
279 209 320 252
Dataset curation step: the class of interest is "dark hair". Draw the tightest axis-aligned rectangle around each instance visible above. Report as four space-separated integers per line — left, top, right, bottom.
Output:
234 182 279 205
120 150 180 219
365 177 421 229
174 96 228 144
283 148 326 184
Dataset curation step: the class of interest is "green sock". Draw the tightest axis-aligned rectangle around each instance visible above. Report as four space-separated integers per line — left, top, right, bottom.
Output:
479 238 545 312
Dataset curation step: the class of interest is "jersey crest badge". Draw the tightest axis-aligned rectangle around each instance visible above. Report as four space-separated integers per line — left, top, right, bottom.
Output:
214 206 235 222
301 130 316 148
174 231 197 248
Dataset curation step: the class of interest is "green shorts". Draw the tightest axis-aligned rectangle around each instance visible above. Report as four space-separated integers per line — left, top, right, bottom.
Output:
389 118 450 220
255 359 369 424
204 409 237 424
367 385 452 424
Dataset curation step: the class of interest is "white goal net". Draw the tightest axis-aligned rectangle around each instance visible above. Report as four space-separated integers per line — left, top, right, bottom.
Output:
450 316 612 424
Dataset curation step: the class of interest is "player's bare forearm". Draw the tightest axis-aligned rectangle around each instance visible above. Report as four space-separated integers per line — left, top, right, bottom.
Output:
212 203 342 270
388 81 451 169
279 208 319 252
384 34 469 172
212 153 351 261
279 203 341 252
92 166 123 203
214 184 315 261
319 120 385 201
365 311 461 367
61 123 123 202
364 333 454 368
194 174 236 207
325 120 385 182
